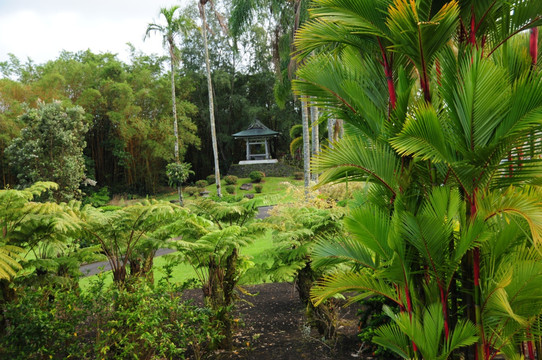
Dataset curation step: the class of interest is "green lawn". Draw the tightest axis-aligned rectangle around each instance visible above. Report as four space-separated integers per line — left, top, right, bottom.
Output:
158 176 303 206
79 229 275 290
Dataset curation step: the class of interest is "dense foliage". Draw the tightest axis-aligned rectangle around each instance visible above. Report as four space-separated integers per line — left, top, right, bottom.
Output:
0 279 221 360
6 102 88 201
294 0 542 359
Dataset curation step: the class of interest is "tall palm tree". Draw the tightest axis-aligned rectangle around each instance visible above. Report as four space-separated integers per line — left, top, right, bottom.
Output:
301 101 310 192
145 6 194 204
293 1 542 359
310 102 319 183
198 0 225 198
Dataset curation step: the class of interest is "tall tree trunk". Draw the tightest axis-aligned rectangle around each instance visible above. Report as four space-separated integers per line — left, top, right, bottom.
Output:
169 46 183 205
310 103 319 184
327 117 335 149
199 0 222 198
302 101 310 195
531 27 539 68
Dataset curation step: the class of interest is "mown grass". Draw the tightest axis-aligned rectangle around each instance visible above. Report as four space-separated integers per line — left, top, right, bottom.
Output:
155 176 303 206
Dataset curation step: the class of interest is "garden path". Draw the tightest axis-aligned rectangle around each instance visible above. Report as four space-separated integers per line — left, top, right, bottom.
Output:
184 282 363 360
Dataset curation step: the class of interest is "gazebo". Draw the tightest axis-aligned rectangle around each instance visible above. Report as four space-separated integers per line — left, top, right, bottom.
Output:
232 120 280 164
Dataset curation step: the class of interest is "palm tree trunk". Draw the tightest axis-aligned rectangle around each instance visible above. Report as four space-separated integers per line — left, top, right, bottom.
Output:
169 50 183 205
199 0 222 198
531 27 539 68
302 101 310 195
327 117 335 149
310 102 319 184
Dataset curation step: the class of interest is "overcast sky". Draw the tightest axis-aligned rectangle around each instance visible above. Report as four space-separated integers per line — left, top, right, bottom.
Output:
0 0 191 65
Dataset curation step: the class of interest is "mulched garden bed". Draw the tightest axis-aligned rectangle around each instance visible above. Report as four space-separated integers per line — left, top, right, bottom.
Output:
184 282 363 360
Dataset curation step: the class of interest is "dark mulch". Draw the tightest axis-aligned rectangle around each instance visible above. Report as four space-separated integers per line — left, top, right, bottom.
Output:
184 282 363 360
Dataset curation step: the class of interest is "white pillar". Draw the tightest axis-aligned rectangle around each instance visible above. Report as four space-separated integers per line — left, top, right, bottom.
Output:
265 138 270 159
246 139 250 160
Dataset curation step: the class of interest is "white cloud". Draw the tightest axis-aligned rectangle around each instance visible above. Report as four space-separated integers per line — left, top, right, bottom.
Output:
0 0 191 64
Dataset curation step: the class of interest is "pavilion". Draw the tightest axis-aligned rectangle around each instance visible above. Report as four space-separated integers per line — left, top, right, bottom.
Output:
232 120 280 165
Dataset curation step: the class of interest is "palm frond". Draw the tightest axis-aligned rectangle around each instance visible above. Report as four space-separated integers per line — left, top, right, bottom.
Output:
311 271 400 306
312 235 376 270
387 0 459 79
391 102 452 162
477 186 542 245
313 136 400 195
345 205 394 259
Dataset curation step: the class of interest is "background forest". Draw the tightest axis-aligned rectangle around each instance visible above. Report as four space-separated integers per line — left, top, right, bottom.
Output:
0 1 302 196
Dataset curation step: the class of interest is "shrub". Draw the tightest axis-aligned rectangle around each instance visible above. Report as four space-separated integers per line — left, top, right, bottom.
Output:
206 174 216 185
210 194 244 203
224 175 238 185
195 180 208 188
0 286 87 359
166 162 194 188
249 171 264 183
293 172 304 180
185 186 199 196
254 184 263 193
83 186 110 207
225 185 236 194
0 281 222 360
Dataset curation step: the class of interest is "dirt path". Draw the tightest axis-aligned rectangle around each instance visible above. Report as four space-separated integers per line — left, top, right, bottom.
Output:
185 282 362 360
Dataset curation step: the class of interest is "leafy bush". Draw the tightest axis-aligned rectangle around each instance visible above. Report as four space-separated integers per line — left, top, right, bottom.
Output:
5 102 88 202
0 280 221 360
293 172 304 180
318 182 365 201
357 296 399 359
83 186 110 207
210 194 244 203
254 184 263 193
225 185 236 194
166 162 194 188
206 174 216 185
0 286 86 359
185 186 199 196
195 180 208 188
224 175 238 185
249 171 264 183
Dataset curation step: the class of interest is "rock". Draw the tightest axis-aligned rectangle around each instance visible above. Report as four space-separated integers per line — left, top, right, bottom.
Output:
240 183 253 191
244 194 255 199
200 191 210 197
169 199 180 204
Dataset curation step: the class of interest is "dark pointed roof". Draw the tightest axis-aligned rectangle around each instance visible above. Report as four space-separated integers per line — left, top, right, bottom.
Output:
232 120 280 139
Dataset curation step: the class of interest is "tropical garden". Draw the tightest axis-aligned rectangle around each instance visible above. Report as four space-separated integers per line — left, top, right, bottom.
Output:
2 0 542 359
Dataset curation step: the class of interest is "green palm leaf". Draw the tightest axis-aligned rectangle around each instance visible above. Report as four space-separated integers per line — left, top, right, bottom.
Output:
387 0 459 81
312 235 377 270
311 271 400 307
477 186 542 246
313 136 400 195
345 205 395 259
391 102 452 162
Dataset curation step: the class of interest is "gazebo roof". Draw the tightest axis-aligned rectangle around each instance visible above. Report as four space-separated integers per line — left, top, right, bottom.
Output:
232 120 280 139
